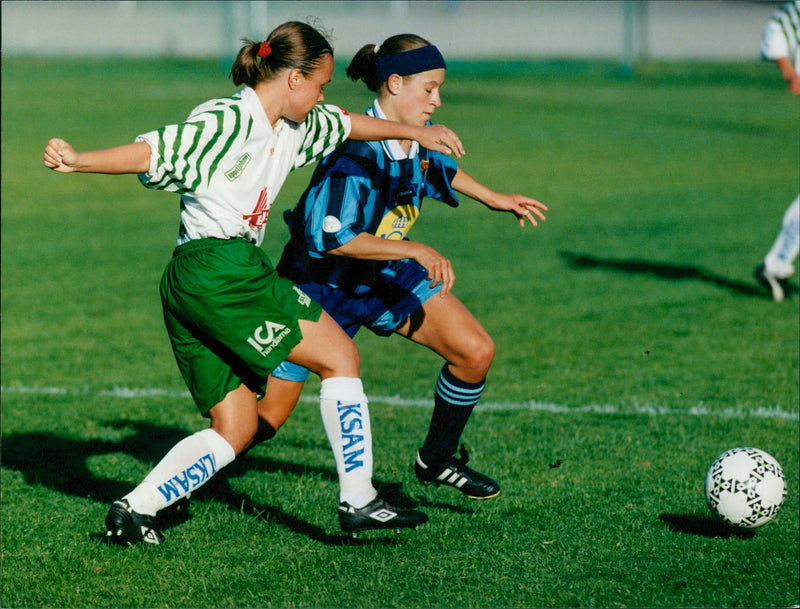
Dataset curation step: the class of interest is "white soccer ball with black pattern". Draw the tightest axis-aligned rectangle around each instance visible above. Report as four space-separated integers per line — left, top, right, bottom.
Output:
704 447 786 529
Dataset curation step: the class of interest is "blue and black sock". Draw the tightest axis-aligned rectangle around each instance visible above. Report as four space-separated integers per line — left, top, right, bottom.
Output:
419 364 485 467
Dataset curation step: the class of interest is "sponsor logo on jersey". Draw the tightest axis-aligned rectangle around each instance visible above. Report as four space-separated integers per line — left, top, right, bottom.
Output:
247 320 291 357
376 203 419 240
157 452 218 502
337 401 365 472
243 187 271 229
225 152 252 181
420 159 429 173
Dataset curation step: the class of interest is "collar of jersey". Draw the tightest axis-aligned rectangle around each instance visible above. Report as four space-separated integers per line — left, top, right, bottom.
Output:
367 100 419 161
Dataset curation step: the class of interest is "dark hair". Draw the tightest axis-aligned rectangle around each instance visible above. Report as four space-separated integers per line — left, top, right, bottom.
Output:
345 33 431 92
230 21 333 87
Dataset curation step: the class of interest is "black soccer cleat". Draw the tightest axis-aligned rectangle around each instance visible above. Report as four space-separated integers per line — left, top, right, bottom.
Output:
105 499 164 546
754 262 791 302
338 497 428 538
415 445 501 499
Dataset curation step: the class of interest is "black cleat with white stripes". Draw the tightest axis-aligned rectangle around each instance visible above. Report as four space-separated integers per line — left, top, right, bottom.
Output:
415 445 500 499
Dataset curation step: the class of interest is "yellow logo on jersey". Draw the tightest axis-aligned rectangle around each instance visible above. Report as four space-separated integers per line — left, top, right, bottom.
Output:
376 204 419 240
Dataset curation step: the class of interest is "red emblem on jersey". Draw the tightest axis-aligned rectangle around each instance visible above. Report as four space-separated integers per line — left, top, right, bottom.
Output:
420 160 429 172
243 187 271 228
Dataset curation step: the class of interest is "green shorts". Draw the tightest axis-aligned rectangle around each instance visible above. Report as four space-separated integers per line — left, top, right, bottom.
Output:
160 237 322 415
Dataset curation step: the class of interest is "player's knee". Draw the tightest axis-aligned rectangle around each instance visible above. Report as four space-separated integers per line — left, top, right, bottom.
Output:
457 333 495 379
215 424 257 456
472 335 495 376
321 338 361 378
210 412 259 456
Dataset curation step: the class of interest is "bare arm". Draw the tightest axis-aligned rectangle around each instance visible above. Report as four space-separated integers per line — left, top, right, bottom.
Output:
451 168 548 228
43 138 151 174
775 57 800 95
348 113 465 158
329 232 455 296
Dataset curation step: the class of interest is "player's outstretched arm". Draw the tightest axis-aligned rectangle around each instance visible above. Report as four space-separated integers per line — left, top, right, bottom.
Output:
43 138 151 175
348 113 465 158
451 168 548 228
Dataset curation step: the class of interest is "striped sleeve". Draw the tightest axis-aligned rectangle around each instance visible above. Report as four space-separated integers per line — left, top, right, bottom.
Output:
761 1 799 63
137 98 248 193
293 104 352 170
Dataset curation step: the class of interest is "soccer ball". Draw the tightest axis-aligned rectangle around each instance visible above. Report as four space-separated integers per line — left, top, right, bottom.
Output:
704 447 786 529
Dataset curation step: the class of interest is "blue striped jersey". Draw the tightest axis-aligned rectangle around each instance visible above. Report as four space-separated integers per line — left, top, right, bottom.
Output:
277 100 459 293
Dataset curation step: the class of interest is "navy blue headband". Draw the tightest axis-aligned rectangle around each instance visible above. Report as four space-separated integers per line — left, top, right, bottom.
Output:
376 45 446 82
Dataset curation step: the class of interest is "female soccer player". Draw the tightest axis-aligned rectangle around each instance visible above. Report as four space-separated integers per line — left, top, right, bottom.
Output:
256 34 548 500
43 21 466 544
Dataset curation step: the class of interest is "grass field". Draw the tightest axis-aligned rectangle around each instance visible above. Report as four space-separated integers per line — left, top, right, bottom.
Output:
1 56 798 608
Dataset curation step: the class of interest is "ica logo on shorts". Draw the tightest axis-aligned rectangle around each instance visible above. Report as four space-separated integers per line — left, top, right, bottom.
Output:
247 320 291 357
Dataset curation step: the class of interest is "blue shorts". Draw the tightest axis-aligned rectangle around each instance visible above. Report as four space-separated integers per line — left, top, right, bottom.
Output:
273 259 441 382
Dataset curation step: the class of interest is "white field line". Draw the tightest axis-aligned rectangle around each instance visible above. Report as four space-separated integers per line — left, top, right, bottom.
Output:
2 384 798 421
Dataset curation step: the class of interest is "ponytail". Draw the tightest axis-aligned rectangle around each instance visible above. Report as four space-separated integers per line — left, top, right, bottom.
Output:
345 44 381 92
230 21 333 88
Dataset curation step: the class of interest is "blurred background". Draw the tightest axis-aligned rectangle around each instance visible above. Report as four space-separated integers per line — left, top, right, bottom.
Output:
1 1 786 69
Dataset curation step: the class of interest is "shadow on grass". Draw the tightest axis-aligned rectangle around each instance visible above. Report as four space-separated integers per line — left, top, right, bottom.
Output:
1 422 425 546
658 513 756 539
559 251 794 299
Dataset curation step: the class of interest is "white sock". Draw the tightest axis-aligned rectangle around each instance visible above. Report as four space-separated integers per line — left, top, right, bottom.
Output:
124 428 236 516
765 195 800 278
319 377 377 508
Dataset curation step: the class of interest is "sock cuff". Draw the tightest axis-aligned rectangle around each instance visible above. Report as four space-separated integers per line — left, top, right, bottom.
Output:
320 376 365 402
436 366 485 407
196 428 236 467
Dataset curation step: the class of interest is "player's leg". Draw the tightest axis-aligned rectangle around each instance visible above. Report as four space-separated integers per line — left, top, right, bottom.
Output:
251 282 351 442
756 195 799 301
396 292 500 499
286 311 428 535
251 372 307 446
122 384 253 513
107 240 295 545
258 316 372 510
106 303 251 545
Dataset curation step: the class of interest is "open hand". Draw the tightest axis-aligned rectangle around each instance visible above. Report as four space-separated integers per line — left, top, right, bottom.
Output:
492 193 548 227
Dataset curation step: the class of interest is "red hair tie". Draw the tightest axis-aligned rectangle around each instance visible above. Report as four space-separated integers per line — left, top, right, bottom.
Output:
257 41 271 58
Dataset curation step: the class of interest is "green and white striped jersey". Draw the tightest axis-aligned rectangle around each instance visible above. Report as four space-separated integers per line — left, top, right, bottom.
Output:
761 1 799 68
136 86 351 247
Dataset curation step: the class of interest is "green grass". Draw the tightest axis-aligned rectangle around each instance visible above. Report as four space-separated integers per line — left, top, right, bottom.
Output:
2 57 798 608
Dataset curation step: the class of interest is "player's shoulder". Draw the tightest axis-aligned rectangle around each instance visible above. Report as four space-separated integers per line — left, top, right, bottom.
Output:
324 139 383 175
347 139 384 160
313 103 350 120
186 89 248 120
